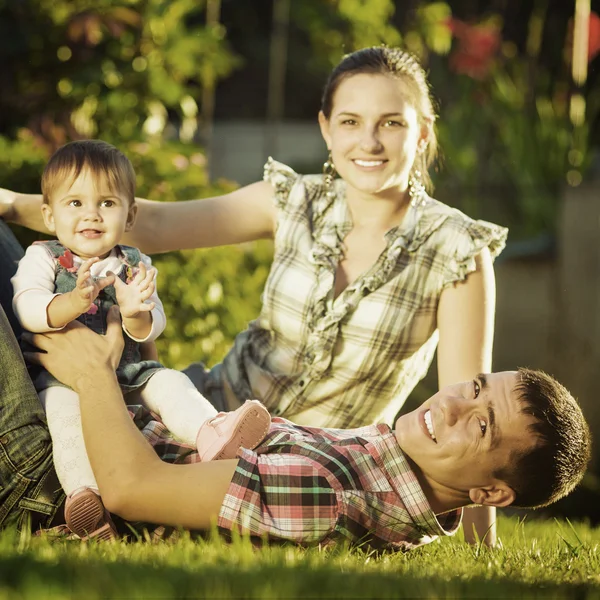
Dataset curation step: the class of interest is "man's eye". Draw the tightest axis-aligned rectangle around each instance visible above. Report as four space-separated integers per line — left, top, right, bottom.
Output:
473 380 480 398
479 419 487 436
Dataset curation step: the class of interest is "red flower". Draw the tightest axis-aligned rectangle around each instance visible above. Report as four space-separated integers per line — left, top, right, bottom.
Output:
566 12 600 64
588 12 600 62
447 17 502 80
58 249 78 273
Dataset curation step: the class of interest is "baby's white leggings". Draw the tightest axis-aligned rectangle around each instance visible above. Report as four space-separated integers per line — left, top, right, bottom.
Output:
39 369 218 494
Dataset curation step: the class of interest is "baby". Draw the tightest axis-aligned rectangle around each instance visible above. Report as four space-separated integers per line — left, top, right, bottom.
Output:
11 140 270 540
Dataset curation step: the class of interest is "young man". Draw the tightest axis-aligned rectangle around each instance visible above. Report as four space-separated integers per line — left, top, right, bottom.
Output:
21 306 591 551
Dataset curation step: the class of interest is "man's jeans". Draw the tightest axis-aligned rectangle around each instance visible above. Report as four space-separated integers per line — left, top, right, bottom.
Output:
0 219 64 530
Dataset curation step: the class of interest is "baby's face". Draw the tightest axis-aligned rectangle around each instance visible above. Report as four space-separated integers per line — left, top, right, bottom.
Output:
41 167 136 259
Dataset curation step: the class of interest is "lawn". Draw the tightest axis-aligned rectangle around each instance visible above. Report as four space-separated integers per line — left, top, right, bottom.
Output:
0 514 598 599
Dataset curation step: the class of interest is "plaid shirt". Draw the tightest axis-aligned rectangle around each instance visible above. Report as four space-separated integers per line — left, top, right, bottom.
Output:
217 418 462 551
222 159 508 429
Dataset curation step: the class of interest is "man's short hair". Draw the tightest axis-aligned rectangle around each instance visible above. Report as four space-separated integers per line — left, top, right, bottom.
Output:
42 140 136 205
495 367 591 508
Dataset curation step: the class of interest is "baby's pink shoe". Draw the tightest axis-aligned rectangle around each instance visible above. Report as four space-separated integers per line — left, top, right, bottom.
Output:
64 488 118 541
196 400 271 461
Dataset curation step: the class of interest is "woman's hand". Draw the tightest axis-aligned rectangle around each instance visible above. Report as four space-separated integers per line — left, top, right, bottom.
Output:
24 305 125 390
0 187 16 221
112 262 156 318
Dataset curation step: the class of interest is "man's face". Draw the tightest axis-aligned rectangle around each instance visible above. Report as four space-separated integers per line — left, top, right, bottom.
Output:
394 372 538 504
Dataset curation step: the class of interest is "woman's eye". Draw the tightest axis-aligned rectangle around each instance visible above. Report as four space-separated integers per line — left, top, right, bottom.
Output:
479 419 487 436
473 380 480 399
384 120 403 127
341 119 357 126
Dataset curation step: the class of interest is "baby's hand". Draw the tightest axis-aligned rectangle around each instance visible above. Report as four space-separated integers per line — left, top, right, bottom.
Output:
71 257 116 314
112 261 156 319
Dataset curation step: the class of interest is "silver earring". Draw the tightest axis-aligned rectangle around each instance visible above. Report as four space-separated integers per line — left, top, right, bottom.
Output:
322 151 336 199
408 169 426 206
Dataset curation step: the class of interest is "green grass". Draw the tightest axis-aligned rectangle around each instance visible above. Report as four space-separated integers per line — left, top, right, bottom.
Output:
0 515 599 599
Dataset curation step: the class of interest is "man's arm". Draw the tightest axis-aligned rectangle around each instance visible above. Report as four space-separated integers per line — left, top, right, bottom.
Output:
437 248 497 547
26 308 235 530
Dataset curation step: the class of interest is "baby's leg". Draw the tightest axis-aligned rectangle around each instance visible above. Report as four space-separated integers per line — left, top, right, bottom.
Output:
139 369 218 444
139 369 271 460
39 387 98 494
40 388 116 540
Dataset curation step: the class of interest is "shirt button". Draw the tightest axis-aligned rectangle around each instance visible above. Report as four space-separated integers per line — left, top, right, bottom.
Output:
298 380 305 387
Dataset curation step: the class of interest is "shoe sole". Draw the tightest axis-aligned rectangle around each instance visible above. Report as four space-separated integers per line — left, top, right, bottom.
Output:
65 492 117 540
206 406 271 461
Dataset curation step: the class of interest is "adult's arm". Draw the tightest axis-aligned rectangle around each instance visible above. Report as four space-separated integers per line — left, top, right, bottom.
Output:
436 247 497 547
0 181 277 254
25 308 236 530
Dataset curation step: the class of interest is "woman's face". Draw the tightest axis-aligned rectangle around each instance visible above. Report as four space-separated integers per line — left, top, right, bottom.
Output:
319 72 428 199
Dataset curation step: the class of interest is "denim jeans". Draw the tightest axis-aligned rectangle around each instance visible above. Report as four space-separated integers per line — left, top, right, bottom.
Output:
0 220 64 531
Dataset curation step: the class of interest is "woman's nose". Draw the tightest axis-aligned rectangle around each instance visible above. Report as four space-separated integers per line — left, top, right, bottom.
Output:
360 128 383 153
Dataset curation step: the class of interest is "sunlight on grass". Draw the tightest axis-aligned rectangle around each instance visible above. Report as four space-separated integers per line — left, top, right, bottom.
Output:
0 515 598 598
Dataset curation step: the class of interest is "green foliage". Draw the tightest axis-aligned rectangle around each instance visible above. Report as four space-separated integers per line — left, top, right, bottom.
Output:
153 241 273 369
0 516 599 598
293 0 402 69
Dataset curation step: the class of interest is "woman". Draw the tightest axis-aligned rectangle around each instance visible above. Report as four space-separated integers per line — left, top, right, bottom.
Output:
0 47 507 543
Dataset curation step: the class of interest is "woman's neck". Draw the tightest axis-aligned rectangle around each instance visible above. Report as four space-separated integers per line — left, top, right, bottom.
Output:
344 183 412 232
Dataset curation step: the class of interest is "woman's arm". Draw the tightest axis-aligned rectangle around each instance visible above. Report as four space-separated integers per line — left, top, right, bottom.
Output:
436 247 497 546
26 308 236 529
2 181 277 254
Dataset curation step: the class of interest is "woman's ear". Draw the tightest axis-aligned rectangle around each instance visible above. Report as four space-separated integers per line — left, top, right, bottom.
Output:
318 111 332 151
125 203 138 232
40 204 56 233
469 484 516 508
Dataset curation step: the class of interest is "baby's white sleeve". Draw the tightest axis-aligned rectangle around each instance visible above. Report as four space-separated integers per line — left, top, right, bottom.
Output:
11 245 63 332
123 252 166 343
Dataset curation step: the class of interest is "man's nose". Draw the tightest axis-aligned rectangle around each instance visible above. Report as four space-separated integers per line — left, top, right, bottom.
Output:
439 394 466 426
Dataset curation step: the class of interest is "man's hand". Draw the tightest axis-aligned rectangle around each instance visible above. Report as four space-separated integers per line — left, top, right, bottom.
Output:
70 257 116 315
112 262 156 318
0 187 16 221
24 306 124 391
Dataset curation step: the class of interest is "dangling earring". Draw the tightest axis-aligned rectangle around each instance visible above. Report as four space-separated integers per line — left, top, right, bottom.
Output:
322 151 336 199
408 169 426 207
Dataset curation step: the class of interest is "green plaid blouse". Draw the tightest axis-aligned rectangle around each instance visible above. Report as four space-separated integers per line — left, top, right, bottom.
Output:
221 160 508 429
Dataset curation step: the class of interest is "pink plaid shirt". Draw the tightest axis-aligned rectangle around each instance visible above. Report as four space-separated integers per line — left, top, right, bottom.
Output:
217 418 462 551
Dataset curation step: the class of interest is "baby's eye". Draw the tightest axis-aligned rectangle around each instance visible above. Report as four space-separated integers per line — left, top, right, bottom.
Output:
68 199 82 207
473 379 481 398
101 200 115 208
479 419 487 437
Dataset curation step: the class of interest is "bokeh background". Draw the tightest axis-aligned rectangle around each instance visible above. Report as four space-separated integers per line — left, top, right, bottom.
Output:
2 0 599 521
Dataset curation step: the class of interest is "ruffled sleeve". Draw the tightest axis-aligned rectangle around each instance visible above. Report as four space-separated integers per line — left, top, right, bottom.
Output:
263 157 300 210
442 218 508 288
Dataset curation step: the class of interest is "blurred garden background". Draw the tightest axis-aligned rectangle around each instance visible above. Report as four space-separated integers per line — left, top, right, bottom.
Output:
2 0 600 523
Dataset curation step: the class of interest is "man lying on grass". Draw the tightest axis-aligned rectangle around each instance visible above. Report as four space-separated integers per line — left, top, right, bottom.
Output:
25 307 591 552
